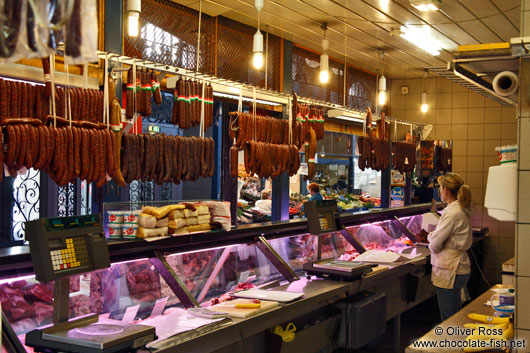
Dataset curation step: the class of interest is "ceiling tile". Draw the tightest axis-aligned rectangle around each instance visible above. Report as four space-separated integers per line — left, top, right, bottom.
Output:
490 0 521 12
458 0 498 18
458 19 504 43
433 23 479 45
505 7 521 32
439 1 475 22
482 13 520 41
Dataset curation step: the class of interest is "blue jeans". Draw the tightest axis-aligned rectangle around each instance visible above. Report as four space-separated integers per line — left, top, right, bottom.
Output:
437 273 471 321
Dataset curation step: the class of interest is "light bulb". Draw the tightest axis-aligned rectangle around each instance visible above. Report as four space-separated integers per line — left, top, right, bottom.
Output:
421 91 428 112
252 29 264 69
320 53 329 84
378 90 386 105
127 0 141 37
320 70 329 83
253 52 264 69
128 12 139 37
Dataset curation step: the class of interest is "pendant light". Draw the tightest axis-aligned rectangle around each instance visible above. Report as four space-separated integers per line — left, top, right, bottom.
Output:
127 0 141 37
421 70 428 113
253 0 264 69
377 50 386 106
320 23 329 84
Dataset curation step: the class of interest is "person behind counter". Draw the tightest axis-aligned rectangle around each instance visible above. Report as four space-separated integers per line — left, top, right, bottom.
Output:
307 182 323 201
255 189 272 215
428 172 472 321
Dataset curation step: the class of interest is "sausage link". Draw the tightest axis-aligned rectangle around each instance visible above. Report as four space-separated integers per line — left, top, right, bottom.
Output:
10 81 18 118
33 125 47 170
5 125 16 167
14 124 27 170
44 126 56 172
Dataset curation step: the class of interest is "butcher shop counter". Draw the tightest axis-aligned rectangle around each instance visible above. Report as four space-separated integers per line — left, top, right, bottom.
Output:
142 260 437 353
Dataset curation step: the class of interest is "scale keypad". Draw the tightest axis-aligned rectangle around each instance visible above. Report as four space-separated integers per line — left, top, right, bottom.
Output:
50 237 89 272
319 217 329 230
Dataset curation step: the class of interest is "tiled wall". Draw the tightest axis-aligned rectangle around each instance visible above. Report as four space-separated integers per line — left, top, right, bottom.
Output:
390 76 517 284
516 0 530 344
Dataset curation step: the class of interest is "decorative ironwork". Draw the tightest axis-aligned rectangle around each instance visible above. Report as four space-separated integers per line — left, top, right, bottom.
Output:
80 180 92 215
58 182 76 217
161 183 172 200
144 91 173 124
129 180 155 203
12 169 40 241
292 46 344 104
124 0 215 74
347 66 376 111
216 17 281 91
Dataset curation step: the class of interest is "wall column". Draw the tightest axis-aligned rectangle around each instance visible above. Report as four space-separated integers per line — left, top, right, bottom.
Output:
515 0 530 347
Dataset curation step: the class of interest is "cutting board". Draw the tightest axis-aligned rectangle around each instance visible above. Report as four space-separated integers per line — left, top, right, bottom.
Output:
210 299 279 318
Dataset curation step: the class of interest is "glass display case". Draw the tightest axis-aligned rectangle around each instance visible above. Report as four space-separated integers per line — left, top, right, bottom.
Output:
0 203 438 350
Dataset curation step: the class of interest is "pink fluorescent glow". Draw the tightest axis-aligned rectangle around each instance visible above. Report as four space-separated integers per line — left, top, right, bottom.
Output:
166 244 234 257
0 274 35 285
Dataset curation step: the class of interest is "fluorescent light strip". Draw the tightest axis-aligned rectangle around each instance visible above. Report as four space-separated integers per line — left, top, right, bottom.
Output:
400 25 442 56
213 92 282 106
334 115 377 126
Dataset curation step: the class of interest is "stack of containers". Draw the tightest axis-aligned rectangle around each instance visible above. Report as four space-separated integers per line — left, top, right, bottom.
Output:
122 210 141 239
107 211 124 239
107 210 140 239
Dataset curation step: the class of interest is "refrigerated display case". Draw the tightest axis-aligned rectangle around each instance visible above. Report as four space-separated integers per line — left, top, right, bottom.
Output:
0 203 452 353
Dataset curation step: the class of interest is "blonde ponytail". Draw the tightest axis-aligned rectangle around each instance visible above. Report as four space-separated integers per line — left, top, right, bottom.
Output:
438 172 472 209
457 184 472 209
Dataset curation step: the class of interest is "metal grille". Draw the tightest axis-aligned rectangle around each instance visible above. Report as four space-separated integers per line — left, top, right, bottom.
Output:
144 91 173 124
129 180 155 202
346 66 376 111
12 169 40 241
58 183 76 217
292 46 344 104
216 17 281 91
124 0 215 74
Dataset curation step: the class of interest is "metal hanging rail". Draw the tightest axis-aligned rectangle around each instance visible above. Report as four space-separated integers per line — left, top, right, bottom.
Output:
95 50 424 128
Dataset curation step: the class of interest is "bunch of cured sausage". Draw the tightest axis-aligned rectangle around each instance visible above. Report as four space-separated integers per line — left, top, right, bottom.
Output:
2 122 120 187
125 68 163 120
171 78 214 129
357 108 391 172
0 78 104 125
295 103 325 141
435 146 452 172
392 142 416 173
120 134 215 185
357 138 391 171
243 141 301 179
230 112 303 150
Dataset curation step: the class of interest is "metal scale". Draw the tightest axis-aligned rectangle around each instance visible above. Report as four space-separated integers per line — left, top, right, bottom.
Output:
302 200 374 280
24 215 156 353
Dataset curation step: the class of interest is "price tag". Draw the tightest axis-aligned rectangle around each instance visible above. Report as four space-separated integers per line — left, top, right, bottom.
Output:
298 163 308 176
122 304 140 323
150 297 168 318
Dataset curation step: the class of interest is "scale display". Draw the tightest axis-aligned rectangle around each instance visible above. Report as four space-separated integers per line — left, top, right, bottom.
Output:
25 214 110 283
305 199 343 235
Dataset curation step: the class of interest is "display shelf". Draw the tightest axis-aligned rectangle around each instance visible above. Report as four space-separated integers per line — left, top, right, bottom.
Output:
0 203 442 279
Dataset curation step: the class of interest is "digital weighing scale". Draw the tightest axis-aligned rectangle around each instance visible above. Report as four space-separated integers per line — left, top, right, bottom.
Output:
24 214 156 353
303 200 373 280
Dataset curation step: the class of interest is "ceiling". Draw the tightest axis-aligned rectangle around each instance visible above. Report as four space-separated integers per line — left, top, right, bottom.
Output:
170 0 521 79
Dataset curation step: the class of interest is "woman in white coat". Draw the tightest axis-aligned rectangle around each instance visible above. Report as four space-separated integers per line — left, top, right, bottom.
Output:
428 173 473 321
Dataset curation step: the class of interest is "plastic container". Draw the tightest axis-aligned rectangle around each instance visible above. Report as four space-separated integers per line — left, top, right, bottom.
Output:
122 210 141 224
108 210 125 224
495 145 517 164
108 224 122 238
122 224 139 239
